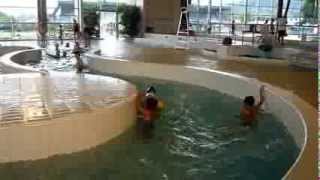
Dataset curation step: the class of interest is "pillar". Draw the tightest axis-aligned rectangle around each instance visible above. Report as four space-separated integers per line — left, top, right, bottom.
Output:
37 0 47 47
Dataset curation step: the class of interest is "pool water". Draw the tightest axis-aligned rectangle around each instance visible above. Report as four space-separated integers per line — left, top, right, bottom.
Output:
0 76 299 180
28 55 76 72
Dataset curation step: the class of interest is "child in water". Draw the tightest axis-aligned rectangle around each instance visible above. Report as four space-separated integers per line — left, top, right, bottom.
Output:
240 85 265 126
137 86 164 128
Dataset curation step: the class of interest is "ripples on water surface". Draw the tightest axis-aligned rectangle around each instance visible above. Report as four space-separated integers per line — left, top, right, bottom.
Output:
0 76 298 180
29 55 75 72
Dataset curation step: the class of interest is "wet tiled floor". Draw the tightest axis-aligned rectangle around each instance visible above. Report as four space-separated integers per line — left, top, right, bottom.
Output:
0 73 136 124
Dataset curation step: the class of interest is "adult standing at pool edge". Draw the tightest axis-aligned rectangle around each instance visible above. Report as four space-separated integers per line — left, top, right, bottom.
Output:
73 19 80 42
72 42 84 73
277 17 287 45
58 24 64 45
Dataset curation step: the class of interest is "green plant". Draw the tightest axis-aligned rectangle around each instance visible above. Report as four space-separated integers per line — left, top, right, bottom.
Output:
302 0 319 23
118 4 141 37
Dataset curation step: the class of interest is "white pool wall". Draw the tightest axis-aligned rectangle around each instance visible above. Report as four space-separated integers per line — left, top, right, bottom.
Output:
0 48 41 73
0 93 137 163
0 48 139 163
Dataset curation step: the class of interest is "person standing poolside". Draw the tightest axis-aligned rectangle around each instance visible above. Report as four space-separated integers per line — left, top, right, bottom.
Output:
270 18 275 34
72 42 83 73
240 86 265 126
207 26 212 35
260 20 269 38
277 18 287 45
83 26 91 48
73 19 80 42
231 20 236 35
54 43 60 58
58 24 63 45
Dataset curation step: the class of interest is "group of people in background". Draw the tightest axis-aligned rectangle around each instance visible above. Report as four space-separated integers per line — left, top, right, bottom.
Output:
231 17 287 45
261 17 287 45
57 19 91 48
71 19 84 73
56 19 89 73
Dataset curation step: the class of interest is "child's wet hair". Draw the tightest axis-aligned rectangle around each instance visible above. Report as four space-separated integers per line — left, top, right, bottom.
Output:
146 86 156 94
244 96 255 106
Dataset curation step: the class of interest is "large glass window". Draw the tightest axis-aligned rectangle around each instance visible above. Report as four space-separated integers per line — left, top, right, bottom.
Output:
190 0 210 33
46 0 80 40
0 0 80 40
189 0 318 41
0 0 37 40
47 0 79 23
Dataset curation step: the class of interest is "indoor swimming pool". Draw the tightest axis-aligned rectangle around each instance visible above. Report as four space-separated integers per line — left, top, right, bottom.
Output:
0 76 299 180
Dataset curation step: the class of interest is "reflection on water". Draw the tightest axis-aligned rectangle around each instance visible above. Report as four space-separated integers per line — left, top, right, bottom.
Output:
0 76 299 180
0 73 134 123
29 55 75 72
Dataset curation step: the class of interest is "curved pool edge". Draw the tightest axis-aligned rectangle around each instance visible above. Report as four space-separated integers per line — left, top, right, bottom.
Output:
0 47 140 163
0 94 137 163
0 48 42 73
0 47 138 164
85 52 314 180
0 47 315 179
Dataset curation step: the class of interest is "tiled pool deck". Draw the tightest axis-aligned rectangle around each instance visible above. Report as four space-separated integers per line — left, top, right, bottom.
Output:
0 72 136 124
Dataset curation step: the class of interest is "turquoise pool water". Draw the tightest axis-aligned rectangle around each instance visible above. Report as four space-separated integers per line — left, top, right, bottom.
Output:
0 76 299 180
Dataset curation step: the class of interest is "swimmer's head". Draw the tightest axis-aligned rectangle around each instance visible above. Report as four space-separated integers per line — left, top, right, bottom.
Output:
244 96 255 106
146 86 156 94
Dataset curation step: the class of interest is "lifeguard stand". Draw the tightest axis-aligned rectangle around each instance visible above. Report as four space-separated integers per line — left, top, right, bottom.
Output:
176 0 195 49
